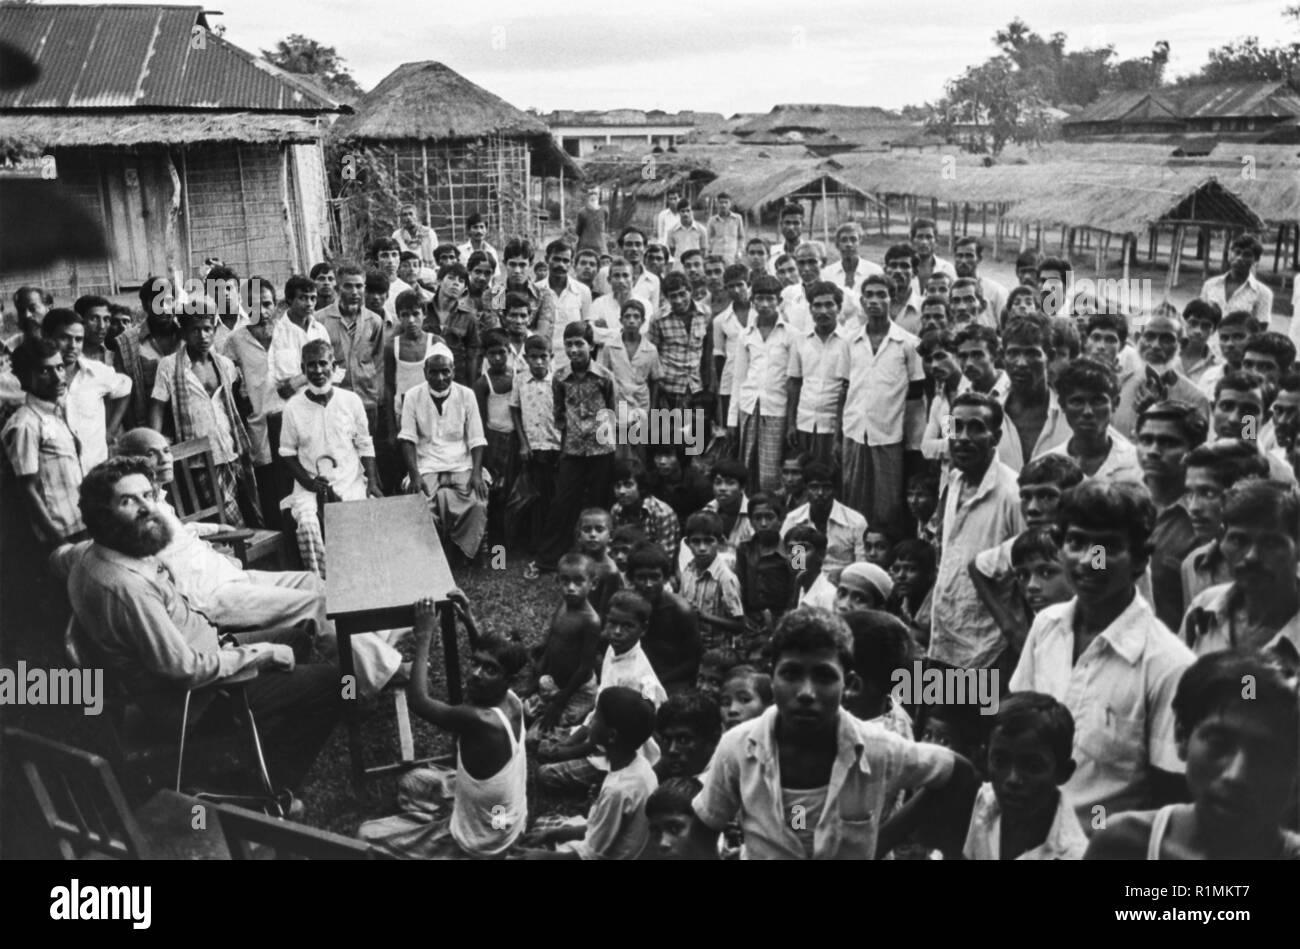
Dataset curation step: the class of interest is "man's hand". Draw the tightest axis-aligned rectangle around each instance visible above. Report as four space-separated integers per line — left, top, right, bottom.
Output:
785 427 800 449
366 477 384 499
519 444 532 463
446 588 470 616
536 701 561 731
469 471 487 500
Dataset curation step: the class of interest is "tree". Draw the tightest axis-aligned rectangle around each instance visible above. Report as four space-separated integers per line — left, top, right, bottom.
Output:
1188 6 1300 88
930 56 1055 155
262 34 363 104
1110 41 1170 92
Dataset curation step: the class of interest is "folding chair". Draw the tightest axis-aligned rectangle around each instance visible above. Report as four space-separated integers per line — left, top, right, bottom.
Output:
214 802 374 860
170 435 286 568
3 727 229 860
63 616 291 816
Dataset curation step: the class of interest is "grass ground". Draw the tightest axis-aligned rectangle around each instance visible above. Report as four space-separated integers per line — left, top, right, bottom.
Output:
298 556 590 837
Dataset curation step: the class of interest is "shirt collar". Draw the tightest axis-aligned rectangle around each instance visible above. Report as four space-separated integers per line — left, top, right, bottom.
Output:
1055 592 1155 665
742 316 788 337
23 393 60 415
849 320 911 346
89 541 164 582
746 706 871 775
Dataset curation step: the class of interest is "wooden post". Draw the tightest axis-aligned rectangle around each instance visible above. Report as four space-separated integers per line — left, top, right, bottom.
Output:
993 204 1003 258
981 202 987 236
1121 234 1131 283
234 146 255 273
962 202 970 237
1094 230 1103 276
949 202 957 253
1166 225 1185 295
1019 219 1027 253
821 177 831 244
1203 227 1212 281
421 142 431 228
1036 223 1043 251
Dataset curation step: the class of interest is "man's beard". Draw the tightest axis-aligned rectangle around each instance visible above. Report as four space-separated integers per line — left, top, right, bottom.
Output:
100 511 173 558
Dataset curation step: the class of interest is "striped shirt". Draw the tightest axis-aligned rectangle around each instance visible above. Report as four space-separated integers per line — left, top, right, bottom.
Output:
2 394 85 542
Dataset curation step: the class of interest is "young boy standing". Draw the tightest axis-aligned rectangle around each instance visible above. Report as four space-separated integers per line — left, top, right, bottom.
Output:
687 607 977 859
511 336 560 559
678 510 746 648
727 275 793 493
596 297 661 451
786 281 849 469
535 321 616 574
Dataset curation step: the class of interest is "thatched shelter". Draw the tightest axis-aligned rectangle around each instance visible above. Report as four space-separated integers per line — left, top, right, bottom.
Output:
328 62 579 254
0 4 344 299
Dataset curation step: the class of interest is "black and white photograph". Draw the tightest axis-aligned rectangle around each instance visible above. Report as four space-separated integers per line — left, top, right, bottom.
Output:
0 0 1297 911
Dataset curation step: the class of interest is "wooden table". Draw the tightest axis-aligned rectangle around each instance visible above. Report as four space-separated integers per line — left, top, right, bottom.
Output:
324 494 461 788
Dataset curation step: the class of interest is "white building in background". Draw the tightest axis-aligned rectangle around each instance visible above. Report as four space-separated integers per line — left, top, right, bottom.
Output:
545 109 716 158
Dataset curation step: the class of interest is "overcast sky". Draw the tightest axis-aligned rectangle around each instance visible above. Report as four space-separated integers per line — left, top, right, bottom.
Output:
180 0 1296 113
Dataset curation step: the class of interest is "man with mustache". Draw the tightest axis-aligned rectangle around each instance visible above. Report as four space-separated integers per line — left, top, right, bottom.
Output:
1113 311 1209 440
1182 479 1300 672
61 455 341 793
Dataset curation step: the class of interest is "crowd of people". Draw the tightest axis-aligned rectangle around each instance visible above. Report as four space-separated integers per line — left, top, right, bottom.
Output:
2 188 1298 860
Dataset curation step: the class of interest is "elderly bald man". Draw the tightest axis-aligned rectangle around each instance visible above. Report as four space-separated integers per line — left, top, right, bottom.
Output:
397 344 489 562
103 425 404 694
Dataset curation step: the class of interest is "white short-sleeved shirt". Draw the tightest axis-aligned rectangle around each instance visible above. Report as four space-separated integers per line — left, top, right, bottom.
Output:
781 500 867 575
713 304 747 397
150 351 238 465
1039 427 1144 486
962 783 1088 860
727 318 795 423
693 705 955 860
267 315 330 392
398 381 487 475
1010 593 1194 824
841 322 924 447
65 357 131 469
788 328 850 434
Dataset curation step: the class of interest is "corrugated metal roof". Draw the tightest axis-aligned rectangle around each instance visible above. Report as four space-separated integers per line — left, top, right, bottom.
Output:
0 111 327 145
1066 82 1300 125
0 4 340 112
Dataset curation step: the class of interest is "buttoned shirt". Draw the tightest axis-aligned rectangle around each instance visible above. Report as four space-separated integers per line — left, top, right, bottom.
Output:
1180 347 1221 386
781 500 868 575
727 318 794 423
931 460 1025 668
457 240 501 279
398 382 487 475
998 387 1072 472
553 362 615 457
706 213 747 263
648 305 711 397
586 294 629 350
693 705 955 860
593 266 661 314
267 314 330 392
211 312 249 354
65 357 131 469
509 371 561 452
1011 593 1193 823
1181 582 1300 667
66 542 271 699
821 257 884 294
678 555 745 620
2 394 85 541
539 278 593 370
1180 539 1232 611
713 304 749 397
219 327 274 465
677 496 753 576
279 388 374 504
150 351 238 465
841 321 924 446
597 334 660 415
493 280 557 346
667 221 709 258
316 303 386 409
788 328 850 433
1149 499 1197 633
612 494 679 558
1201 272 1273 325
779 283 815 335
1040 427 1144 485
962 783 1089 860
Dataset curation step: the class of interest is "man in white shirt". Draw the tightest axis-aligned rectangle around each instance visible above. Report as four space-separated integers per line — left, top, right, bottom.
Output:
43 307 130 469
398 344 489 562
726 275 794 494
1011 480 1194 826
370 237 413 325
821 222 883 297
539 239 593 371
954 236 1008 323
457 213 501 281
786 281 849 469
594 226 661 312
393 203 439 264
1201 233 1273 329
667 200 709 261
655 189 682 248
705 192 746 264
910 218 957 288
781 242 828 335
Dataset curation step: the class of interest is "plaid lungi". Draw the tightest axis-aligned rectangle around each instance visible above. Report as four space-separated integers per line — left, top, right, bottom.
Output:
737 410 785 494
358 766 480 860
283 492 326 577
841 437 906 533
192 461 246 528
797 431 838 472
422 470 488 558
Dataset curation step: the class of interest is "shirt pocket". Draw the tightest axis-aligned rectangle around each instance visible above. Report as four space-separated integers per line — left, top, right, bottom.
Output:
1077 704 1144 777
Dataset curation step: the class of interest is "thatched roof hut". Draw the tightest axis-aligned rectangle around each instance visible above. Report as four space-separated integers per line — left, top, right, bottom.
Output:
328 61 578 252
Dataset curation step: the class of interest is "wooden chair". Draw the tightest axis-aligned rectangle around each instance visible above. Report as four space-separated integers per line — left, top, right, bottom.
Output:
213 802 374 860
3 728 228 859
169 435 286 568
